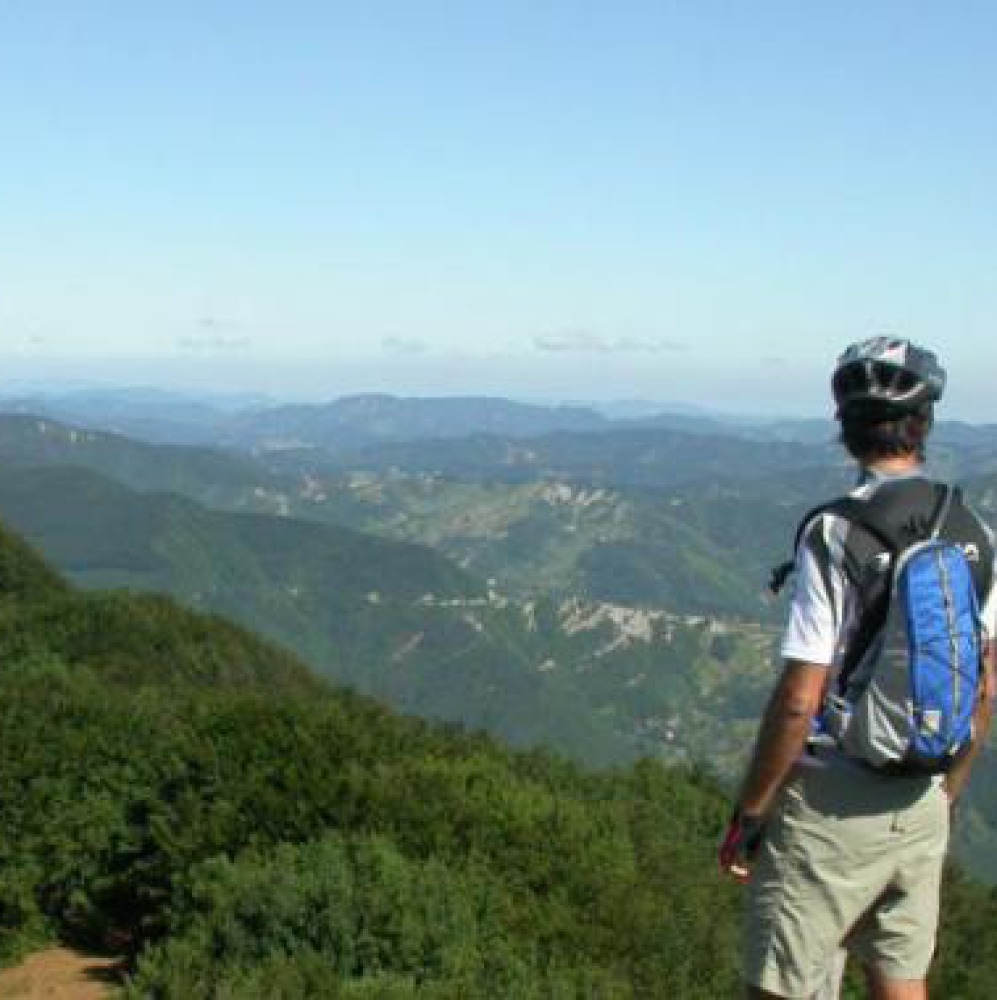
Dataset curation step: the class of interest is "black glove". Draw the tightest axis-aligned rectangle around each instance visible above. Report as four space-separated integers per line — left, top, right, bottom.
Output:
718 808 766 883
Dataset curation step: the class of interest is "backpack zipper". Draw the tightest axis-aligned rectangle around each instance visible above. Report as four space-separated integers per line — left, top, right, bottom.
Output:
937 547 959 739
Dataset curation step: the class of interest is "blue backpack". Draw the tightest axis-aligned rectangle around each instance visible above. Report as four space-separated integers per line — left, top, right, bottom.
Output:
774 481 992 776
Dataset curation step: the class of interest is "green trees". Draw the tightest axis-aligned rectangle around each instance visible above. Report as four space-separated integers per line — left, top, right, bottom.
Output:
0 658 744 994
1 523 995 996
0 566 744 995
127 835 540 998
0 652 733 998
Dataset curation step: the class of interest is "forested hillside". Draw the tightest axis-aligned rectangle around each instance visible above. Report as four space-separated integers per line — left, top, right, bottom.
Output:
3 521 997 997
5 415 997 881
0 414 841 618
0 414 275 504
2 414 986 619
0 519 744 995
0 463 777 770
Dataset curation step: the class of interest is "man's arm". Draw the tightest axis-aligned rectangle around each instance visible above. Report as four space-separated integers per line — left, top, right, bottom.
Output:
720 513 838 881
943 639 995 804
719 659 826 881
735 659 827 817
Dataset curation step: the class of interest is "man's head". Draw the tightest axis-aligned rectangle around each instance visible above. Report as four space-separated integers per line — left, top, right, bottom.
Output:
832 336 946 464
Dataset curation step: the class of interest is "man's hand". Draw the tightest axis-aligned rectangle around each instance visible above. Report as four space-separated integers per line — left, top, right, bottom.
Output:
718 808 766 883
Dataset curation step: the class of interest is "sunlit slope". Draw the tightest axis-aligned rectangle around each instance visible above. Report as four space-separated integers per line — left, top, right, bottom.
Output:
0 520 318 695
0 464 779 768
0 467 666 764
0 414 278 503
4 412 987 619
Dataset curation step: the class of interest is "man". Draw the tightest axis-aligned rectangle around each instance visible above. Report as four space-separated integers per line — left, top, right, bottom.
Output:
719 337 997 1000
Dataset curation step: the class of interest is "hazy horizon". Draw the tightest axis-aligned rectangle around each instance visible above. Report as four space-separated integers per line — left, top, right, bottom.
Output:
0 353 829 418
1 361 994 428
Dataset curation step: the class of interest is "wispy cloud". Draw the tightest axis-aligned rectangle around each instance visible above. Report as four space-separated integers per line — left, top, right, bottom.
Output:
382 336 429 355
533 331 689 354
178 335 253 353
197 316 243 332
178 318 253 354
5 332 49 355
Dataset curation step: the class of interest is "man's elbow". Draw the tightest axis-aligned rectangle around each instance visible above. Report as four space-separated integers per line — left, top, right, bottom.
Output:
774 692 819 721
772 661 827 720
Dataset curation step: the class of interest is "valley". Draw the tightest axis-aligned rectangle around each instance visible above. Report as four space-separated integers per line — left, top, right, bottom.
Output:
2 400 997 879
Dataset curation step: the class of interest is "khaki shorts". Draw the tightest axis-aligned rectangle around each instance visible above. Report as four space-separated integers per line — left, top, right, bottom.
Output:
745 759 949 998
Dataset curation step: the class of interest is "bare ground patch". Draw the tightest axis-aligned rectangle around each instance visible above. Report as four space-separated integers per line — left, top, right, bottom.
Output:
0 948 124 999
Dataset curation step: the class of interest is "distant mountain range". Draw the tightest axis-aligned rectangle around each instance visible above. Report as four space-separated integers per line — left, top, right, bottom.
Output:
0 413 272 500
2 409 993 632
6 389 997 494
3 404 997 879
0 390 618 449
295 426 843 489
0 414 835 616
0 387 848 451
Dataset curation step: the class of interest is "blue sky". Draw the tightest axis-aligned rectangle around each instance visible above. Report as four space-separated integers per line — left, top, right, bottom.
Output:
1 1 996 417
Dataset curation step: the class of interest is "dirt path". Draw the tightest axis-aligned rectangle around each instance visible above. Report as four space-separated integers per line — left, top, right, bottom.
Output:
0 948 124 999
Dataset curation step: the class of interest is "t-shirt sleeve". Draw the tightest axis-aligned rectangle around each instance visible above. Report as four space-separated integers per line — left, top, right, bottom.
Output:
982 540 997 642
779 516 845 667
967 508 997 641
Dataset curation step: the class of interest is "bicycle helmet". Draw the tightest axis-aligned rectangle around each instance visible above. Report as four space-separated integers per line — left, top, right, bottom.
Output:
832 336 945 418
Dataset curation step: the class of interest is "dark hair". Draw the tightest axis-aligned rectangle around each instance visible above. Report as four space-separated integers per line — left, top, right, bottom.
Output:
838 406 933 463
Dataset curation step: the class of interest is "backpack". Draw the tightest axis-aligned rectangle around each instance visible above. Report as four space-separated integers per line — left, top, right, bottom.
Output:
773 479 993 776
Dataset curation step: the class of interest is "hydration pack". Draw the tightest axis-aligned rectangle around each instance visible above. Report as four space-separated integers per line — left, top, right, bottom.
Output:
774 480 992 776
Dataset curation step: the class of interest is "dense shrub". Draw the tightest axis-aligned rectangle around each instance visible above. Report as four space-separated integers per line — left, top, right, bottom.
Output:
126 835 542 997
0 655 743 994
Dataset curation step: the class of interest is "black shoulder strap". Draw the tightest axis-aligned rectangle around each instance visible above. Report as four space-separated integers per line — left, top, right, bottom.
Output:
769 480 952 595
768 496 901 595
834 482 953 695
834 481 952 556
931 488 994 604
768 501 835 595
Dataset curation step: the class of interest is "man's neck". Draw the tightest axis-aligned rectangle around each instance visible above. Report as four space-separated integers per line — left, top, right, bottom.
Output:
864 454 923 476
